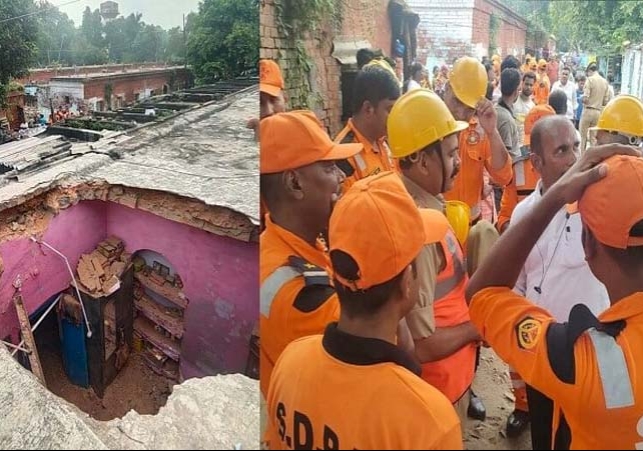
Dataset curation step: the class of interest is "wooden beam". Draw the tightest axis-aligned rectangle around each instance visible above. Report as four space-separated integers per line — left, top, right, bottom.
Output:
13 293 46 387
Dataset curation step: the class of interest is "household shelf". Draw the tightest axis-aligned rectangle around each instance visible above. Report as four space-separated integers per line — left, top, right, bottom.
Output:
134 271 188 309
134 316 181 362
134 293 184 339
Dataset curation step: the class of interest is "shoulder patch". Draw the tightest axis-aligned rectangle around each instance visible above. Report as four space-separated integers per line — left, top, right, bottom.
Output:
516 316 543 350
287 256 330 287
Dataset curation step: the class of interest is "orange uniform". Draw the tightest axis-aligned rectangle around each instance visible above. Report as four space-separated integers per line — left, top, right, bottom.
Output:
334 119 398 190
266 332 463 450
533 73 551 105
420 229 476 403
259 216 339 397
470 287 643 449
444 119 513 219
496 105 555 233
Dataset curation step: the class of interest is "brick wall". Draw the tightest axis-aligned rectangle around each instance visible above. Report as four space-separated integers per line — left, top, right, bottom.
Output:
473 0 527 58
411 0 526 65
260 0 391 136
409 0 475 65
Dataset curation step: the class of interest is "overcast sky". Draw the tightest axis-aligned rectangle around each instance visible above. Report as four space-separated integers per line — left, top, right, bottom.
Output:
56 0 202 30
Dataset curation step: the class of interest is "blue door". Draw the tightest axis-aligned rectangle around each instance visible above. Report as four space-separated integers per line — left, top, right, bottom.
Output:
59 317 89 388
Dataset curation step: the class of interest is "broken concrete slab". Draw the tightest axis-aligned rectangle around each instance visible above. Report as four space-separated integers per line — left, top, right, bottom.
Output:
0 347 107 450
87 374 260 450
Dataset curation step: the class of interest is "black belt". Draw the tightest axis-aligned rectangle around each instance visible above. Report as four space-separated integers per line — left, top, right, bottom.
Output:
585 106 601 111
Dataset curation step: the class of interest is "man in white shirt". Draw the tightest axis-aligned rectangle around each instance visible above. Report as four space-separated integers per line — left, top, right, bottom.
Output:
513 71 536 148
406 62 424 92
551 66 577 122
508 115 609 450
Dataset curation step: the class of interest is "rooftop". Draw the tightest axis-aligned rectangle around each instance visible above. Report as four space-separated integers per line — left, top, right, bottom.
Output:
0 84 259 224
49 66 189 82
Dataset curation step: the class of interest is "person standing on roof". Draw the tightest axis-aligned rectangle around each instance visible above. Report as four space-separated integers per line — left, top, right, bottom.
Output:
265 171 463 449
333 64 401 190
466 142 641 450
387 88 483 423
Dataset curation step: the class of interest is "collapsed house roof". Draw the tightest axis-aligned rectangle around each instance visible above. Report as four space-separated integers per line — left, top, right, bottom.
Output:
0 81 259 225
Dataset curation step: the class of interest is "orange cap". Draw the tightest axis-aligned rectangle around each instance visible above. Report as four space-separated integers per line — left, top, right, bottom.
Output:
260 110 362 174
524 104 556 146
260 59 284 97
329 172 448 291
579 155 643 249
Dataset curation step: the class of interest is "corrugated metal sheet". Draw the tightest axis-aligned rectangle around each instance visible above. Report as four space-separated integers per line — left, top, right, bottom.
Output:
621 48 643 99
0 135 72 176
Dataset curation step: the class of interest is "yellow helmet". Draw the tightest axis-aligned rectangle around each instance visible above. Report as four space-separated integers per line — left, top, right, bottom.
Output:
445 200 471 246
592 95 643 138
449 56 487 108
365 57 398 80
387 89 469 158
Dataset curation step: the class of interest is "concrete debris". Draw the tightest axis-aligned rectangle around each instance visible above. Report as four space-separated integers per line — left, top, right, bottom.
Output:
76 236 130 296
87 374 260 450
0 346 259 450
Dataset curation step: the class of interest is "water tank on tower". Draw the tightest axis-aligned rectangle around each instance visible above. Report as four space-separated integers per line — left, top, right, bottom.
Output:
100 1 119 21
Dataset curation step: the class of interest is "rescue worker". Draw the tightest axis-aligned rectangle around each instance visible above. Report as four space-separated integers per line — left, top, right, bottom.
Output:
334 64 401 190
265 172 463 449
248 59 287 140
590 95 643 147
387 88 482 422
442 56 513 419
466 144 642 450
496 105 555 232
442 56 513 225
533 59 551 105
259 110 362 399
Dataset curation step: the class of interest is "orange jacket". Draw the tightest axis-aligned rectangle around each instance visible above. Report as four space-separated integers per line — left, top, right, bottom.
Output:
420 229 476 403
444 119 513 219
470 287 643 449
334 119 398 190
533 73 551 105
496 156 540 232
266 331 463 449
259 215 339 397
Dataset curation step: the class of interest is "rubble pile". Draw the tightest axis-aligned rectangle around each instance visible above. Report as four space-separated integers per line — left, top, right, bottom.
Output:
76 236 131 295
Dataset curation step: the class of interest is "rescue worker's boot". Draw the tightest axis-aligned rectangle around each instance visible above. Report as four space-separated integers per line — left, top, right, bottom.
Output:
467 390 486 421
506 409 530 437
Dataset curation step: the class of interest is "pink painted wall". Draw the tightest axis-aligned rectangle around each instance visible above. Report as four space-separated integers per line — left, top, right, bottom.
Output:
105 202 258 379
0 199 258 380
0 201 106 341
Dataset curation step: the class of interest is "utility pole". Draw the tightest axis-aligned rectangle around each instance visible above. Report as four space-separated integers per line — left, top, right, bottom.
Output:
183 13 187 68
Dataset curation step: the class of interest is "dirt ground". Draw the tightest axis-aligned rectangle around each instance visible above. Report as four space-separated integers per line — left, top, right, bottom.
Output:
40 347 173 421
464 347 531 450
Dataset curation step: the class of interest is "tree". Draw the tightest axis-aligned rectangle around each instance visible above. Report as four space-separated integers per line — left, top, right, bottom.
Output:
187 0 259 84
34 1 77 66
0 0 39 103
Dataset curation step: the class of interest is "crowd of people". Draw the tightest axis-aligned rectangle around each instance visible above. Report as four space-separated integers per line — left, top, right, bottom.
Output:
256 48 643 450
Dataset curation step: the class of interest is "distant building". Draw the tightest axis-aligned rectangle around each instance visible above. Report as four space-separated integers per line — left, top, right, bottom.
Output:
100 1 119 22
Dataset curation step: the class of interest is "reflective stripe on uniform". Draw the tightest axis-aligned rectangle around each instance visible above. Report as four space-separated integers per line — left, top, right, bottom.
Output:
260 266 300 318
354 153 367 171
587 328 635 409
434 235 466 300
515 160 526 186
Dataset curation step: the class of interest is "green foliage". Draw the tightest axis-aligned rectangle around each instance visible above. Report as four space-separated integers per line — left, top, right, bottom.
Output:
187 0 259 84
0 0 39 105
274 0 343 110
509 0 643 55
